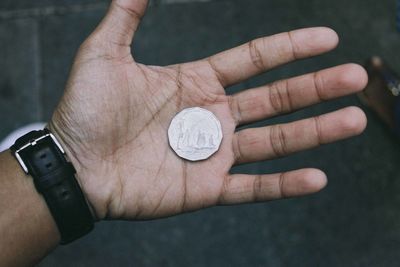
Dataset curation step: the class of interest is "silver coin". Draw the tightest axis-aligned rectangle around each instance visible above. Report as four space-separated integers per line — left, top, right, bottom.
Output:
168 107 223 161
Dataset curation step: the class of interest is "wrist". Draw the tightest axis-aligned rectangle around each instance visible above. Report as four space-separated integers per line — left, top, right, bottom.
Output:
10 127 95 243
46 120 102 221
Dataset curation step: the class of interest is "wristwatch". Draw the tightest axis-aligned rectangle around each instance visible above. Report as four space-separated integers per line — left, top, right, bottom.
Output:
10 128 94 244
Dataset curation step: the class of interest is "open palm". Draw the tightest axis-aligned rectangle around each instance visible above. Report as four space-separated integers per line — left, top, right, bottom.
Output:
49 0 367 220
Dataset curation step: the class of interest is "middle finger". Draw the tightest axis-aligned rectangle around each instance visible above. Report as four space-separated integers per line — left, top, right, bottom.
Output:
229 63 367 125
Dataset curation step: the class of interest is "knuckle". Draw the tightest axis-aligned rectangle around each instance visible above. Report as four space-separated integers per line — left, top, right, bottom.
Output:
252 175 263 201
218 175 233 204
206 57 227 86
313 71 326 101
113 2 143 21
278 172 287 198
233 132 244 163
286 31 299 60
228 95 242 124
268 80 292 114
248 39 266 71
269 124 287 157
313 116 323 145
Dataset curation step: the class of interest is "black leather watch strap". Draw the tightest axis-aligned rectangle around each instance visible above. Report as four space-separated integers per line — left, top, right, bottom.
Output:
10 128 94 244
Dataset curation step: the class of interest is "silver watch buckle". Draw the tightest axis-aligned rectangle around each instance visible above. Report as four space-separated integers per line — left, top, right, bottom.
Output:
15 132 65 174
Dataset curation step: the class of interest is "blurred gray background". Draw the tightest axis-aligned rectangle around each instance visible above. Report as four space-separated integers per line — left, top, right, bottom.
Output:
1 0 400 266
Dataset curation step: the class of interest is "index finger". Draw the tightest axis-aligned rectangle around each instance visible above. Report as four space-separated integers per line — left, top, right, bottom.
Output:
205 27 339 87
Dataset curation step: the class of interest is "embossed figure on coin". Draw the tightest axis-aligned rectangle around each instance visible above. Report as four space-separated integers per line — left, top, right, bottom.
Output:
168 107 223 161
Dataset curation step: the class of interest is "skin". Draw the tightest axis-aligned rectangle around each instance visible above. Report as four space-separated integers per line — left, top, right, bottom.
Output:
0 0 368 266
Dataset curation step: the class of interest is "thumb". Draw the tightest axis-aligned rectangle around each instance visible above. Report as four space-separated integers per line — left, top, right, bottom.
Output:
93 0 148 48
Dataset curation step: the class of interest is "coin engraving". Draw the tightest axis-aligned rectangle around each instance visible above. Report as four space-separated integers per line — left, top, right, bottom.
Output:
168 107 223 161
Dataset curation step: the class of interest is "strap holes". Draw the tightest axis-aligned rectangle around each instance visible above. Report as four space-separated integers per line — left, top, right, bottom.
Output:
46 163 52 169
61 191 69 199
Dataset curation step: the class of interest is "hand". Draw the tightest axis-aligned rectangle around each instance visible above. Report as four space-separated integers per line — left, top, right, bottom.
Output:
48 0 367 220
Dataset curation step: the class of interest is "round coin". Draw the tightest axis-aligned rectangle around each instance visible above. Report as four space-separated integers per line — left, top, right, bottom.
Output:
168 107 223 161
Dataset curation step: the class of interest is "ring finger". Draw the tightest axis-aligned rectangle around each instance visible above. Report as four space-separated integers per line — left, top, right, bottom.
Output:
229 63 368 125
232 106 367 164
